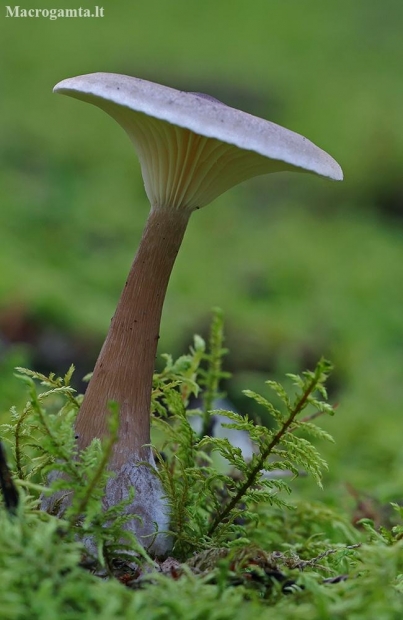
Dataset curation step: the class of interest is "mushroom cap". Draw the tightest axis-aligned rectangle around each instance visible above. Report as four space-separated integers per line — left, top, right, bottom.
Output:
54 73 343 209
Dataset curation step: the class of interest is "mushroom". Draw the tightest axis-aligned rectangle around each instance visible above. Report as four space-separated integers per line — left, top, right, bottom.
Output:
53 73 343 554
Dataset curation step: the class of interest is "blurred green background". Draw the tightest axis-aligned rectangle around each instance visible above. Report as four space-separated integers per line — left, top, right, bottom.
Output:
1 0 403 508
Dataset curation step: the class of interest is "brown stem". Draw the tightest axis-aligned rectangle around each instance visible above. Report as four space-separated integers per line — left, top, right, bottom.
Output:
75 206 191 468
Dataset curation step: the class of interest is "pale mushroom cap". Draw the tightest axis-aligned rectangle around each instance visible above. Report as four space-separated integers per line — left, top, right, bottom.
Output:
54 73 343 209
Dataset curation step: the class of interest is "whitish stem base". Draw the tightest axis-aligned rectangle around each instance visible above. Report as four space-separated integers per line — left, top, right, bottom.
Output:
104 455 172 556
41 455 171 557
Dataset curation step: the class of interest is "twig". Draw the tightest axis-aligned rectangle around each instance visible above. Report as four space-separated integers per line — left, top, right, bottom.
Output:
0 441 19 514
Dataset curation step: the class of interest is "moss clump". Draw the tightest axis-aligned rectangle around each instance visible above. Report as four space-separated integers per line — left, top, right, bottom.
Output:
0 312 402 618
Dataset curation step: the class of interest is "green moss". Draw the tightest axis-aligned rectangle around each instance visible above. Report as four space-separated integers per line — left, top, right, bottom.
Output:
0 316 402 617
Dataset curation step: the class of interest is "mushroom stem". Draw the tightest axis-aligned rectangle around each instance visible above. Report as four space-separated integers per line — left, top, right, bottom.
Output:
76 206 191 468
